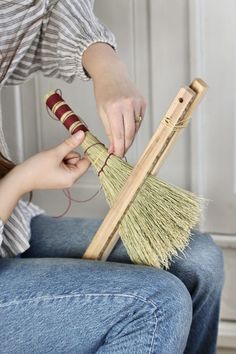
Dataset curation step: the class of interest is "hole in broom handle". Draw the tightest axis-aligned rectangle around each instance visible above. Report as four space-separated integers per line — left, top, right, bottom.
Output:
151 78 208 175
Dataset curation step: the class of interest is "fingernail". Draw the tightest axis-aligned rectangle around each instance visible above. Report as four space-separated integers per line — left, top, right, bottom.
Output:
108 145 114 154
73 131 84 141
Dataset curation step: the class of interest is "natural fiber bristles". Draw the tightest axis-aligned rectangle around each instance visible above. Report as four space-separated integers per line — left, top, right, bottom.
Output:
81 131 202 268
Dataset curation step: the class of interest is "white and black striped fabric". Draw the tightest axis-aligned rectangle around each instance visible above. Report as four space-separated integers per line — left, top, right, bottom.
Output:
0 0 117 256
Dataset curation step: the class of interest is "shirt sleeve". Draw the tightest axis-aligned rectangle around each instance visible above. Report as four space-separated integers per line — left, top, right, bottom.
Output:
5 0 117 85
0 200 45 258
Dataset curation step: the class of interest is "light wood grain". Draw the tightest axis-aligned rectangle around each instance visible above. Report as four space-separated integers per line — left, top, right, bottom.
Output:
152 78 208 174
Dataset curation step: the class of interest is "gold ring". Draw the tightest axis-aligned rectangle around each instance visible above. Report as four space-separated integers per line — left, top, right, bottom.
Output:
134 115 143 123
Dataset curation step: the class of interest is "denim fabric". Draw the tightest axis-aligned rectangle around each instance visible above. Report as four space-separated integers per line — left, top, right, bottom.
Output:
0 214 224 354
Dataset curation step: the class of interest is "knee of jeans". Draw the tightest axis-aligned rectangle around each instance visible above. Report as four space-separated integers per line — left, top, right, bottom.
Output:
188 232 225 293
146 271 193 332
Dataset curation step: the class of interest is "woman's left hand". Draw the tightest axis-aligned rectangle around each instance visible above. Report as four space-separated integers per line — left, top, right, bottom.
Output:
93 68 146 157
82 43 146 158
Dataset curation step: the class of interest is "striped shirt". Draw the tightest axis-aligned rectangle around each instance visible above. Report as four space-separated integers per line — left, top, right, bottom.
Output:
0 0 117 256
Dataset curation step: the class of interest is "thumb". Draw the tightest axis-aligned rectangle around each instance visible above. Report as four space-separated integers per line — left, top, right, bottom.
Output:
55 131 85 158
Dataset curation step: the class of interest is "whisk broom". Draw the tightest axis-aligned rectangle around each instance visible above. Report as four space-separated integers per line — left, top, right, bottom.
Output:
45 78 207 268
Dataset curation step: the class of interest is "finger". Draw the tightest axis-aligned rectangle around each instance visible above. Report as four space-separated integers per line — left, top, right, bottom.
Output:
55 131 85 159
64 152 81 165
107 106 125 158
123 104 136 152
64 151 81 159
140 99 147 121
99 108 113 152
65 158 80 167
70 157 91 181
134 102 146 136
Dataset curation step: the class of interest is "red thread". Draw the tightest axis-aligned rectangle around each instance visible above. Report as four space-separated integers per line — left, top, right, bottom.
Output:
55 104 72 118
63 187 102 203
52 189 72 218
45 91 88 133
52 187 103 218
98 153 113 176
46 105 58 121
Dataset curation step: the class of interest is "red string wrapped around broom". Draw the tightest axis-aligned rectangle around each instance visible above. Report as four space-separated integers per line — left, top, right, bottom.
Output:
46 92 88 134
46 91 113 176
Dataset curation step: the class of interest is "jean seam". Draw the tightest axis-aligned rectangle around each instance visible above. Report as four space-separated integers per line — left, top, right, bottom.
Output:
0 292 160 308
0 292 159 353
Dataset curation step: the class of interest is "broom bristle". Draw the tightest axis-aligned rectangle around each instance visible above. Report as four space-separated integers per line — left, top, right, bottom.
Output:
81 132 202 268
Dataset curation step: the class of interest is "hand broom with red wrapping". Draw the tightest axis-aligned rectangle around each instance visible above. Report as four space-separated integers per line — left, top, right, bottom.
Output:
45 78 207 268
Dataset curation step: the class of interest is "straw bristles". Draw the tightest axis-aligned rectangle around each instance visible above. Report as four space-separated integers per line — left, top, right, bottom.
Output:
81 132 202 268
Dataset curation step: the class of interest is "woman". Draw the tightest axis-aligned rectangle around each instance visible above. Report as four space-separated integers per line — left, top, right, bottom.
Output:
0 1 224 353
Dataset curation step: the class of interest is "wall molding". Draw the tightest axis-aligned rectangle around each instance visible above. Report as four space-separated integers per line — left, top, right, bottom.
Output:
13 86 25 162
1 86 25 162
212 234 236 249
132 0 152 159
218 321 236 349
188 0 206 230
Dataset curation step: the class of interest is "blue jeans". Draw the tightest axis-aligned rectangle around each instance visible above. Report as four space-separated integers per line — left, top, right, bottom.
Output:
0 214 224 354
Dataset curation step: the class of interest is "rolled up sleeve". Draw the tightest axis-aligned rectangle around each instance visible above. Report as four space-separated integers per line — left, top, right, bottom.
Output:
39 0 117 82
0 200 45 258
4 0 117 85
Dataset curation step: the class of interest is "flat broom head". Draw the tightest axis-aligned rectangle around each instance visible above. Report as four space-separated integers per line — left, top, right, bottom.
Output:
45 91 202 269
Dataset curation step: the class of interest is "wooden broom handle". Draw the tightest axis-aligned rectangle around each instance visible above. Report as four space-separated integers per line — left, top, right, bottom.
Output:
83 79 208 261
152 78 208 174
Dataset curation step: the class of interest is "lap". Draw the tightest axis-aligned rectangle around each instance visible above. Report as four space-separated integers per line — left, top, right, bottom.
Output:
0 256 191 353
24 214 223 276
22 214 224 295
0 215 223 353
8 213 193 304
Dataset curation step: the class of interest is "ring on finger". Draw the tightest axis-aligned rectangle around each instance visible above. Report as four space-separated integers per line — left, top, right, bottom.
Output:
134 115 143 124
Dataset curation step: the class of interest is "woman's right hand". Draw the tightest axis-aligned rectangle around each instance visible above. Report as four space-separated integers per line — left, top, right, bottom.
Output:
0 131 89 223
14 130 90 194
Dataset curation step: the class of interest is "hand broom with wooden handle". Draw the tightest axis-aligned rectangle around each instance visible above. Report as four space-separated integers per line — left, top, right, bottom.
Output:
45 78 208 268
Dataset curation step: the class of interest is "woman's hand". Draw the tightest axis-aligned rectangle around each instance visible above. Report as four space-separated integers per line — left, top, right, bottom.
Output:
82 43 146 157
93 70 146 157
0 131 89 223
15 130 90 194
